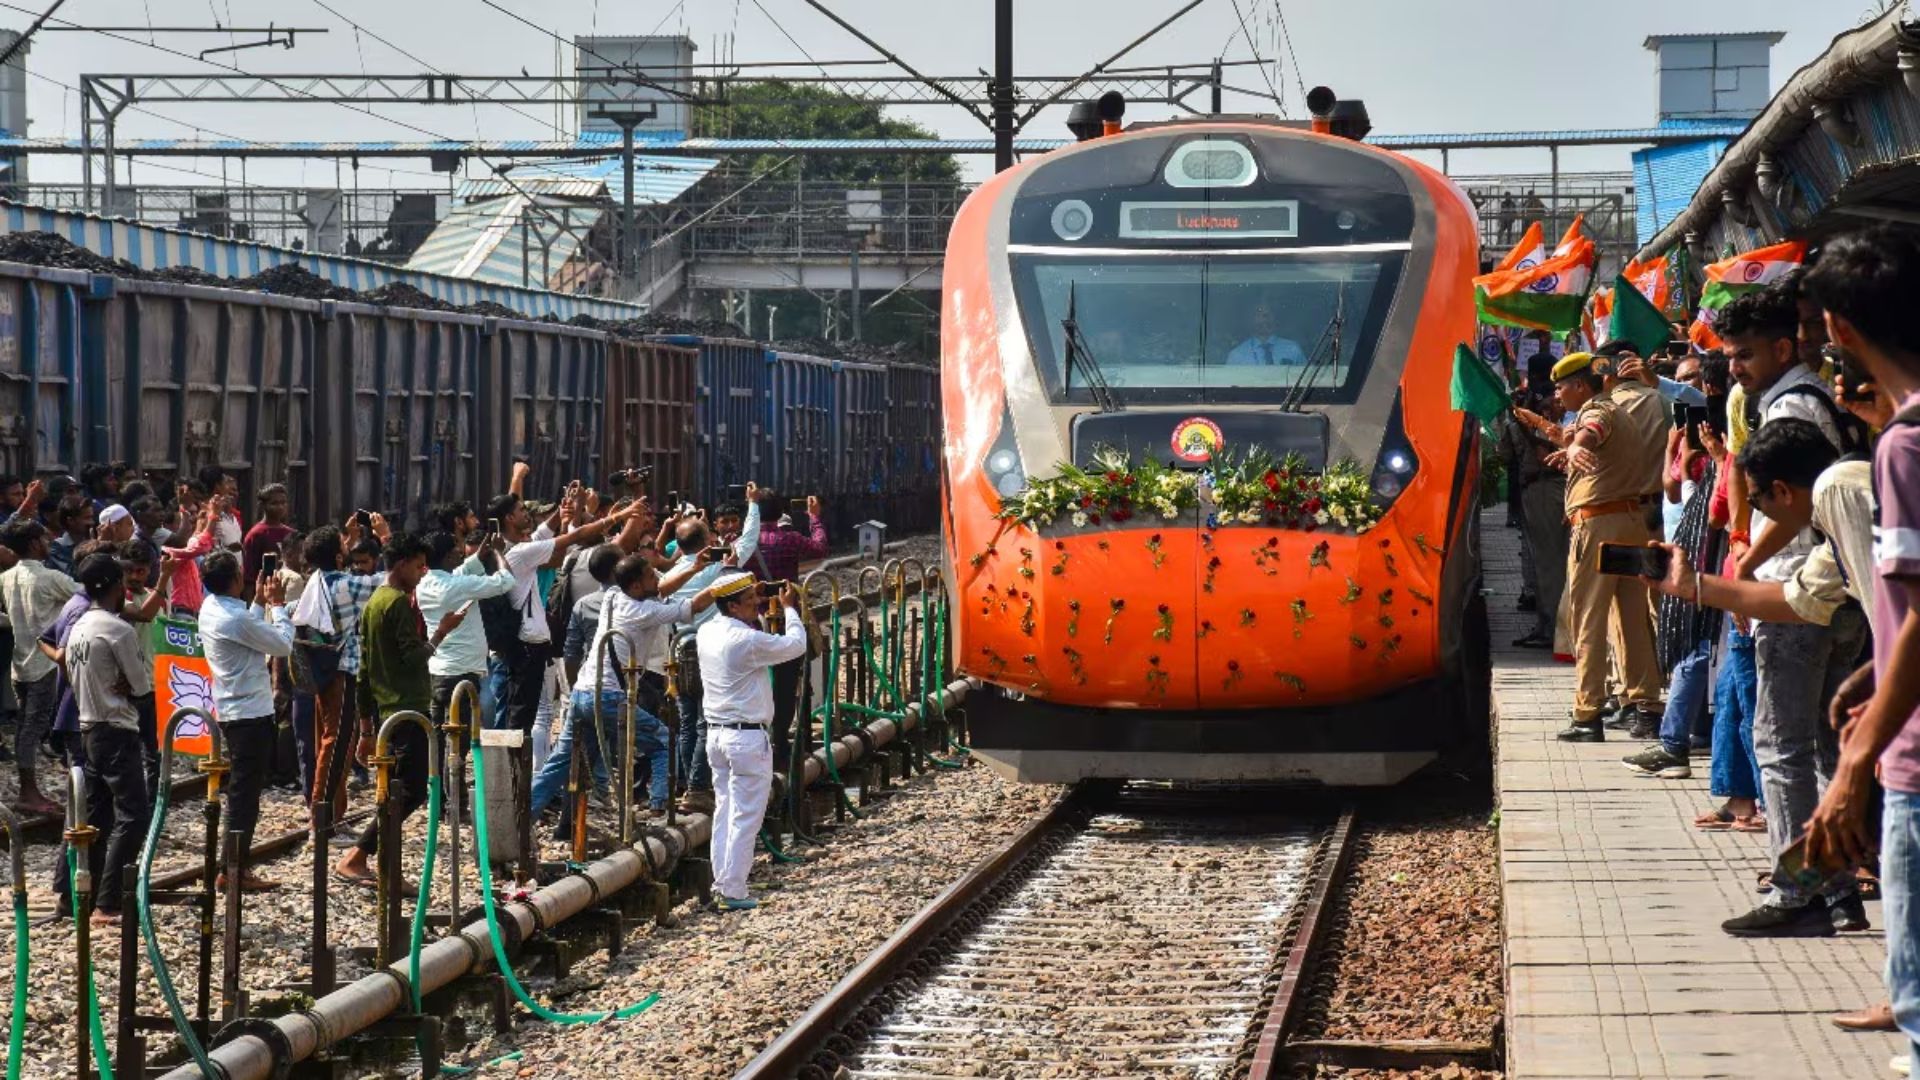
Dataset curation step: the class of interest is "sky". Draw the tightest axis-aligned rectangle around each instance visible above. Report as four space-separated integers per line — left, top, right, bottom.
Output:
0 0 1890 189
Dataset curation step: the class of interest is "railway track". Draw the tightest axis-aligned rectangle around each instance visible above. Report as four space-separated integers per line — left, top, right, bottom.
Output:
742 783 1358 1080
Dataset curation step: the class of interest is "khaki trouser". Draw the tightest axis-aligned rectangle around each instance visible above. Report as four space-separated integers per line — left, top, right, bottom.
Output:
1566 510 1665 723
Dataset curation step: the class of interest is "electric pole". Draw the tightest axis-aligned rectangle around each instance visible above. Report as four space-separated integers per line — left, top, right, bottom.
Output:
993 0 1014 172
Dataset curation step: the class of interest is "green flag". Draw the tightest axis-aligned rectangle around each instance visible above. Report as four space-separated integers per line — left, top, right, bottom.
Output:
1609 273 1671 359
1450 344 1510 433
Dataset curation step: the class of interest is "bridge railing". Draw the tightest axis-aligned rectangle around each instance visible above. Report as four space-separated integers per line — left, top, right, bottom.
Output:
679 180 972 260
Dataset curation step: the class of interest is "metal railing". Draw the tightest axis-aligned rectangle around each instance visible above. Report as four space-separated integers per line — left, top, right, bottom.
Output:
679 180 972 259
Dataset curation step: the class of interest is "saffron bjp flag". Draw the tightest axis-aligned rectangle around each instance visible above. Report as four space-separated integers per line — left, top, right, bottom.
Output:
1585 287 1613 349
1690 240 1807 351
150 615 216 758
1622 255 1673 314
1473 217 1595 332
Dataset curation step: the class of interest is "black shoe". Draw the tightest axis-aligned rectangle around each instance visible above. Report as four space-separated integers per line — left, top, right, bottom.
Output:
1626 709 1663 742
1507 513 1523 529
1831 893 1871 932
1511 632 1552 650
1516 592 1538 612
1723 900 1836 938
1556 722 1605 743
1622 745 1691 778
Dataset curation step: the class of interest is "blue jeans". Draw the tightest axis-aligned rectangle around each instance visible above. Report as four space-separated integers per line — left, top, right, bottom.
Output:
1885 790 1920 1066
1709 622 1760 802
529 691 618 818
1660 637 1713 757
485 655 511 730
677 675 711 792
630 706 673 810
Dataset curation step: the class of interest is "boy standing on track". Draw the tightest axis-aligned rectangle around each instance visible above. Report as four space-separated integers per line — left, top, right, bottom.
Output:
695 571 805 911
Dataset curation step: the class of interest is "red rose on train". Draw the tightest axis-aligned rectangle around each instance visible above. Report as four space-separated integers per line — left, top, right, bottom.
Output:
1304 496 1324 514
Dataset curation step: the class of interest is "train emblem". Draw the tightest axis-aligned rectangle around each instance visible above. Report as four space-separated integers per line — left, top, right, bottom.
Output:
1170 417 1225 463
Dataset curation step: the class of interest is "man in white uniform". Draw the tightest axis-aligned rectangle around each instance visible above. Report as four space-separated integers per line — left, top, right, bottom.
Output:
695 572 805 910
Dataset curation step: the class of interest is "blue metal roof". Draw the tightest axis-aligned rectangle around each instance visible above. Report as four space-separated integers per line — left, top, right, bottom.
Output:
0 124 1750 157
1631 138 1732 245
0 198 644 320
459 153 719 204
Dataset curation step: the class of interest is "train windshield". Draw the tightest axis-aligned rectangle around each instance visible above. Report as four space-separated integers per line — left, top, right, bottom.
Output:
1011 248 1406 406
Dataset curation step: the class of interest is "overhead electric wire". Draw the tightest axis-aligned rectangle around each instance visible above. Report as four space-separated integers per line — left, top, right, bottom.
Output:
1272 0 1309 104
474 0 700 103
1226 0 1284 115
750 0 830 76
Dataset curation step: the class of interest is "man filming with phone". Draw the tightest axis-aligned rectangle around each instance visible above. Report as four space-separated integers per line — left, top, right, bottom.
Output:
662 483 762 814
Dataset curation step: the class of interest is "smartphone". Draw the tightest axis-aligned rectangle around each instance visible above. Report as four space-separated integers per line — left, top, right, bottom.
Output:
756 581 781 598
1680 405 1709 452
1597 542 1670 580
354 509 372 530
1835 348 1878 403
667 491 679 512
262 553 280 578
487 516 500 537
789 498 809 520
724 483 747 503
1775 835 1849 896
701 545 726 564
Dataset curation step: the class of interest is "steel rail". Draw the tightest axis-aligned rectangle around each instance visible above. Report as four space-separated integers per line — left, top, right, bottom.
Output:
735 784 1089 1079
1246 805 1360 1080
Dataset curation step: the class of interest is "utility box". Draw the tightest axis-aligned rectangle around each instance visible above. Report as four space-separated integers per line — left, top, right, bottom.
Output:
1644 32 1783 123
857 520 887 561
575 35 694 135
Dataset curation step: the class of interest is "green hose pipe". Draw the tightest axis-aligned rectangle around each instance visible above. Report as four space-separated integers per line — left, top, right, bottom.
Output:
66 850 115 1080
1 803 24 1080
138 708 226 1079
468 734 659 1024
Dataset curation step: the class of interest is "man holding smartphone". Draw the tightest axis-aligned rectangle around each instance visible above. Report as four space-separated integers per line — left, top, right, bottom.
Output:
415 531 515 756
662 484 762 814
751 491 829 764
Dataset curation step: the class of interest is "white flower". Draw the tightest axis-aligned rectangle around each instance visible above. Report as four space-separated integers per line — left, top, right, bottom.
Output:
1238 509 1260 524
1071 511 1089 527
1315 511 1330 525
1162 509 1177 520
1331 506 1349 524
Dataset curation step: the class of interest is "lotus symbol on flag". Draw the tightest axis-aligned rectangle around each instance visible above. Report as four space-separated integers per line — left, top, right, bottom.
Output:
168 666 216 734
1525 273 1560 294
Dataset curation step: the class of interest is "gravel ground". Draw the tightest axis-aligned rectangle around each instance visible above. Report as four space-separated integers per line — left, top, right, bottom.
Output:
435 761 1060 1078
1289 776 1503 1080
0 749 1053 1079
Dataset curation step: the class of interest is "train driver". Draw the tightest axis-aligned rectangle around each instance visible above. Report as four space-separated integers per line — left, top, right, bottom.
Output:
1224 301 1309 366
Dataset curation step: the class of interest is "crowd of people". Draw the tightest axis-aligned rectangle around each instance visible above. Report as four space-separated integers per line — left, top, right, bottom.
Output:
0 458 835 924
1499 225 1920 1066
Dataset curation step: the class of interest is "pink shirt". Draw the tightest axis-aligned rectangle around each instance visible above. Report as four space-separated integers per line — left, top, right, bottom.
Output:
1872 394 1920 793
163 527 217 616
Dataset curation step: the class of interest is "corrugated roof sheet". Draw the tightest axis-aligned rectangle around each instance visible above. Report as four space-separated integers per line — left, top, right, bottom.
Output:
459 154 718 204
0 125 1749 157
1631 139 1731 245
0 197 644 320
405 194 602 286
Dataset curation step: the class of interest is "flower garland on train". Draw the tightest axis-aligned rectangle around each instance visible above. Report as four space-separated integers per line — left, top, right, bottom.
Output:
994 447 1380 534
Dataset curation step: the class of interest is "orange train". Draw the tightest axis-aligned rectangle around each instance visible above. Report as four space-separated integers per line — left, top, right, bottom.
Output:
940 95 1491 785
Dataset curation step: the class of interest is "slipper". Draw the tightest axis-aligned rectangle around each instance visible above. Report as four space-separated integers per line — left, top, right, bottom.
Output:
332 869 376 889
1732 816 1767 834
1694 807 1736 829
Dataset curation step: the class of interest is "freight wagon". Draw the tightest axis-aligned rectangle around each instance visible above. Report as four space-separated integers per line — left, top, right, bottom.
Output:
0 260 939 539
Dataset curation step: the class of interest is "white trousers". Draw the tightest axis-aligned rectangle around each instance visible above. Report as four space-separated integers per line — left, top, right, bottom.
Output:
706 726 773 900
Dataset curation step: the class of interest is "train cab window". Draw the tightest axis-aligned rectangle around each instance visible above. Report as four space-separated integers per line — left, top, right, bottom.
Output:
1010 250 1405 406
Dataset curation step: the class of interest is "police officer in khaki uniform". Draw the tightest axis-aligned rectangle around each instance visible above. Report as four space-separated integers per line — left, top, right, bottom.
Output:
1551 352 1669 741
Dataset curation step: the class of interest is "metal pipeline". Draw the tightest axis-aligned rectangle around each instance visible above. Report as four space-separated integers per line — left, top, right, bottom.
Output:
158 677 976 1080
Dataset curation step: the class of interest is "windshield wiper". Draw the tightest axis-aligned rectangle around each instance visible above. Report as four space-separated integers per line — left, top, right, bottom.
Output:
1280 269 1349 413
1061 281 1121 413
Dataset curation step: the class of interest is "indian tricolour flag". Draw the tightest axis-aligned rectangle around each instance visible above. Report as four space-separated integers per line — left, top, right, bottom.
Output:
1474 217 1595 332
1584 286 1613 350
1688 240 1806 350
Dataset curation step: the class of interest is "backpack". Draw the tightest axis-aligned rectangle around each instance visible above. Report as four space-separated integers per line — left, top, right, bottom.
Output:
543 548 585 644
479 587 526 663
1771 382 1873 458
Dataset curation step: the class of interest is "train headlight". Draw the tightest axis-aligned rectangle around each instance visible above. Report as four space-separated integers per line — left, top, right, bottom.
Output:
1367 393 1419 513
1164 139 1257 189
1051 200 1094 242
984 409 1027 502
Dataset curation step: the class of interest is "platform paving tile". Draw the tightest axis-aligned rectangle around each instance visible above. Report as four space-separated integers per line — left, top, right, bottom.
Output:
1481 510 1903 1079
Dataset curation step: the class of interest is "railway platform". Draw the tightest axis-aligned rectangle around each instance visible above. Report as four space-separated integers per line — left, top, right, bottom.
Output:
1486 508 1903 1078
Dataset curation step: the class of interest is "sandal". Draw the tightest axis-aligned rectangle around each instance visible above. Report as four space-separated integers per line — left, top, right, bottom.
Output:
1694 806 1736 829
1732 815 1767 833
332 868 376 889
